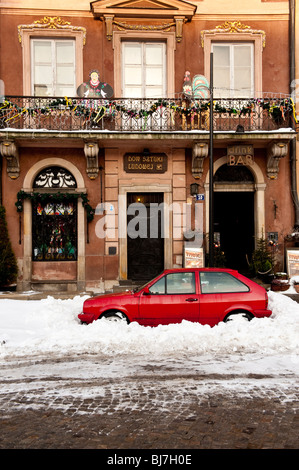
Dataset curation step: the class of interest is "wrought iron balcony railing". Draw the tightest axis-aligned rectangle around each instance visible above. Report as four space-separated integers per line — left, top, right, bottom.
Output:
0 96 295 133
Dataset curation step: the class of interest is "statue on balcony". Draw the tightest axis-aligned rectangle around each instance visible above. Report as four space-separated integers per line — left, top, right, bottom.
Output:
77 69 114 99
182 71 192 97
182 72 210 99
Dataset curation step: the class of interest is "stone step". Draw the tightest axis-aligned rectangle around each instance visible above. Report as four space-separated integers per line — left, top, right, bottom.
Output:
30 280 77 293
112 280 146 293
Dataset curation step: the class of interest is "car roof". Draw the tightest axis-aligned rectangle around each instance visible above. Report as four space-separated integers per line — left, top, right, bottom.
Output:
162 268 238 274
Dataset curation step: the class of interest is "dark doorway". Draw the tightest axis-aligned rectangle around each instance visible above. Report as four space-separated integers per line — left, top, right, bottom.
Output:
127 193 164 280
214 192 254 272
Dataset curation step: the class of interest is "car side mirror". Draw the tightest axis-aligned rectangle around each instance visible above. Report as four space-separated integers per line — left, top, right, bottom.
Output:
143 286 150 295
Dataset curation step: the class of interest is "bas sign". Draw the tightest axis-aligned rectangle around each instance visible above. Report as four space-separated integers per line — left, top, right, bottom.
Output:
124 153 167 173
227 145 254 166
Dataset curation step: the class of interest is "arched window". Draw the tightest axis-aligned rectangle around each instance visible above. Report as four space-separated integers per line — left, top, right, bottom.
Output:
33 166 77 189
32 167 77 261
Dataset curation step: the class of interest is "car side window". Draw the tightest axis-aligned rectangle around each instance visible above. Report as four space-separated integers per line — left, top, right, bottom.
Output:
148 272 196 295
166 272 195 294
200 272 249 293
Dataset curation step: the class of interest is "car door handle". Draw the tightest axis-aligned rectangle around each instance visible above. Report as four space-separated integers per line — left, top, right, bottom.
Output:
185 298 198 302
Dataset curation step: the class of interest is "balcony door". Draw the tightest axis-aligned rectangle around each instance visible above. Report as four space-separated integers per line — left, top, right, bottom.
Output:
122 41 166 98
212 43 254 98
31 38 76 97
121 41 167 129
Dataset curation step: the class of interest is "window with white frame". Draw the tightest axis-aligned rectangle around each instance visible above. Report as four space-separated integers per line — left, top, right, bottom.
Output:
31 39 76 96
212 43 254 98
122 42 166 98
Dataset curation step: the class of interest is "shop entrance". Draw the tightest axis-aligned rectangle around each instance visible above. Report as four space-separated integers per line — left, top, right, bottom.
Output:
127 192 164 280
214 191 254 272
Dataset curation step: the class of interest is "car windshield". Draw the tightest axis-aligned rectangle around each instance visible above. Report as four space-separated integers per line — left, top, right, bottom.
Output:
132 281 150 293
132 272 164 293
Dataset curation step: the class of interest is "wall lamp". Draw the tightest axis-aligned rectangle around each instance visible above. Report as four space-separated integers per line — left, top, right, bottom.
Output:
190 182 199 196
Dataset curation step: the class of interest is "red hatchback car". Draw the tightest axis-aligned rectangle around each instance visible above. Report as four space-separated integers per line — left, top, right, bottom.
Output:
78 268 272 327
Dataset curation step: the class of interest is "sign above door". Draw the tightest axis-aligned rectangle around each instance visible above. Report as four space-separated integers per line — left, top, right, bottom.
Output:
124 152 168 173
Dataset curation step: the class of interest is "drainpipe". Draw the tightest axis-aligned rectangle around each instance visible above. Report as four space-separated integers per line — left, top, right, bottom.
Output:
0 155 2 206
290 0 299 227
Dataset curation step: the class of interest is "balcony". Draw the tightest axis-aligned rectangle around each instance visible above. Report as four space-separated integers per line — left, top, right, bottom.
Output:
0 95 295 133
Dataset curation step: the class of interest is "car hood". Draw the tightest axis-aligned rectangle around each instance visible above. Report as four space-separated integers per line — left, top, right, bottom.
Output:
86 290 135 302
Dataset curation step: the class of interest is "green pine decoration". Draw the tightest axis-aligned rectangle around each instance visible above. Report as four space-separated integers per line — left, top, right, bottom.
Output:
0 205 18 287
15 190 95 222
1 96 297 129
249 236 273 276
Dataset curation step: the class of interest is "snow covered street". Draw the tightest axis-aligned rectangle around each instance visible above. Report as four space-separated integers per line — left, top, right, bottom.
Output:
0 290 298 362
0 289 298 404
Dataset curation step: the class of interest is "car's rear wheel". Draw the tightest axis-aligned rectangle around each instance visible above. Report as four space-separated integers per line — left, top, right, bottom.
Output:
101 311 129 323
225 311 253 323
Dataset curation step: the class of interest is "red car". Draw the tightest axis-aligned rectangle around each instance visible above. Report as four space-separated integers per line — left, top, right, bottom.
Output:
78 268 272 327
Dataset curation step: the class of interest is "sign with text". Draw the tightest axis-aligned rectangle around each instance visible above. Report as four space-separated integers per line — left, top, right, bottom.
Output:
124 153 167 173
227 144 254 166
184 247 204 268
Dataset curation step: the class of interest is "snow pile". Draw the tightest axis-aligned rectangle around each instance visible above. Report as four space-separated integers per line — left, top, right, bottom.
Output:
0 291 298 360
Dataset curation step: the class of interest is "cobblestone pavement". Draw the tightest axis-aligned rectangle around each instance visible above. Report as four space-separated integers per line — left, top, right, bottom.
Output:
0 355 298 450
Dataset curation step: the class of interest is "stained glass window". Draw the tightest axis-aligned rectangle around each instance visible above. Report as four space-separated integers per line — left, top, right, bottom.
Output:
32 200 77 261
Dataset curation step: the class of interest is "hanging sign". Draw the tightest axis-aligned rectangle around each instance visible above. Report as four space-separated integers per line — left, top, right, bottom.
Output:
227 145 254 166
124 153 167 173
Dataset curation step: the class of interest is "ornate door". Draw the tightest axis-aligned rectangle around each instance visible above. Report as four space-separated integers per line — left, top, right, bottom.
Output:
127 193 164 280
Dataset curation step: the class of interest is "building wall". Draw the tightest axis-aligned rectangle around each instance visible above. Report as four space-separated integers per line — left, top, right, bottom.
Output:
0 0 296 291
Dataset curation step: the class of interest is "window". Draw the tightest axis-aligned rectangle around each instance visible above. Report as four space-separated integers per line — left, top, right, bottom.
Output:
149 276 165 294
31 39 76 96
212 43 254 98
122 42 166 98
33 166 77 189
32 167 77 261
200 272 249 294
32 200 77 261
149 272 195 295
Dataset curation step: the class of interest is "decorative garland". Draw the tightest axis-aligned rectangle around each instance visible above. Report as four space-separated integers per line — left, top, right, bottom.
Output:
15 190 94 222
1 96 297 127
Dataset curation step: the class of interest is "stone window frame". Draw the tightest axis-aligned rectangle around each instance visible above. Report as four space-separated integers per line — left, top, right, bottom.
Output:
18 18 85 96
22 158 86 289
201 22 265 96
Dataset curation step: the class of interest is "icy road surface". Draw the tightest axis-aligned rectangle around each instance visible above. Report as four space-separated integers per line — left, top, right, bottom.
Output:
0 290 298 415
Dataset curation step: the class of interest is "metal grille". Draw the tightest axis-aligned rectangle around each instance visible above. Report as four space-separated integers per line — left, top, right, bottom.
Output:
0 96 294 132
33 166 77 189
